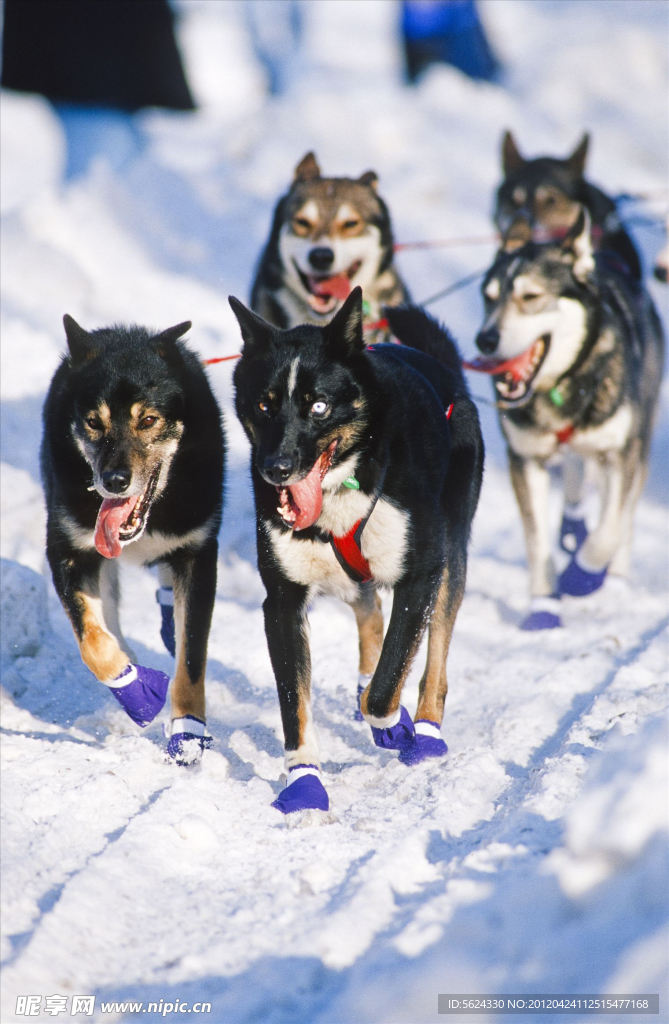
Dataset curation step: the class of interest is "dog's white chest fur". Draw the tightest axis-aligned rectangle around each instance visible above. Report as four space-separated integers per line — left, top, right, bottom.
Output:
267 479 409 599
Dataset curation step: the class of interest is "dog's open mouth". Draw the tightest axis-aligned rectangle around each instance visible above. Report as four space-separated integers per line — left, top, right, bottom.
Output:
94 467 160 559
276 440 338 531
294 261 362 315
465 335 550 406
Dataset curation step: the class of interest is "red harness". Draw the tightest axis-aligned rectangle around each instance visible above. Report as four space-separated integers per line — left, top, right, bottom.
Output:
329 404 455 584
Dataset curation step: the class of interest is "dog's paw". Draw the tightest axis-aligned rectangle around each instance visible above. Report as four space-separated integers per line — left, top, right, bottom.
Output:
167 716 213 765
108 664 169 727
366 705 415 751
156 587 175 657
399 720 448 765
559 514 588 555
520 596 562 631
354 673 371 722
272 765 329 814
559 558 607 597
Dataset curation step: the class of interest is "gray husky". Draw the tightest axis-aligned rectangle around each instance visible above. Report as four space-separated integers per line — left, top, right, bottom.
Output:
473 209 663 629
250 152 407 337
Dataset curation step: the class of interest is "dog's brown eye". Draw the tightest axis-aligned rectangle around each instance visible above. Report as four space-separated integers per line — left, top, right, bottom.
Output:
139 415 158 429
86 416 102 430
258 401 269 414
343 220 360 230
523 293 541 302
293 218 311 232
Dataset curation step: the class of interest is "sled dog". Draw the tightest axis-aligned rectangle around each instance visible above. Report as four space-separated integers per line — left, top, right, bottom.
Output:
230 287 483 813
250 152 408 338
42 316 225 761
495 131 642 281
474 209 663 629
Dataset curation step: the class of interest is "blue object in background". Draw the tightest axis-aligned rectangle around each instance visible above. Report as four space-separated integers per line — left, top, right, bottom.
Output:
52 104 145 181
401 0 500 83
245 0 303 97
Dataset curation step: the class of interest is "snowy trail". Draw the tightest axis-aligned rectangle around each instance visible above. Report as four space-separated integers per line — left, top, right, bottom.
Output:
1 2 667 1021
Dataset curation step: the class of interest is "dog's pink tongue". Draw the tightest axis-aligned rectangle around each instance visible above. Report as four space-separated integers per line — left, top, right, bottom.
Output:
289 461 324 531
94 496 137 559
310 275 351 301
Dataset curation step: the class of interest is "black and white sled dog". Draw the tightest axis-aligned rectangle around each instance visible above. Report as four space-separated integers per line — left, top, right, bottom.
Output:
250 152 408 339
495 131 642 281
473 208 663 630
230 287 483 814
42 315 225 761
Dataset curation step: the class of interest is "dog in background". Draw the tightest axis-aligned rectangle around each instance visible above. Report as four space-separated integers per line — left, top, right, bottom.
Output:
495 131 642 281
230 287 483 814
250 152 408 338
42 315 225 761
474 208 663 630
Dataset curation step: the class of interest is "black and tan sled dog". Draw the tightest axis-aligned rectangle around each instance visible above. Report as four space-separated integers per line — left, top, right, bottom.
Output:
250 152 408 339
41 315 225 762
495 131 642 281
230 287 483 813
473 209 663 631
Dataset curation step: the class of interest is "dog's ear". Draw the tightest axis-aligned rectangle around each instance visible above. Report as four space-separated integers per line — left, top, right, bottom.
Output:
63 314 99 365
323 287 365 358
562 207 595 282
152 321 191 359
358 170 378 191
566 133 589 176
228 296 273 352
502 216 532 252
502 131 524 175
293 152 321 183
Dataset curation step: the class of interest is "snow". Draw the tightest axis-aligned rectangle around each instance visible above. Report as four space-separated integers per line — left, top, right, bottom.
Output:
1 2 667 1021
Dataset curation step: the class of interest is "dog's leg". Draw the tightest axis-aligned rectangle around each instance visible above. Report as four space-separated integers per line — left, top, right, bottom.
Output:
46 537 169 724
351 587 384 720
262 573 329 814
560 452 588 555
156 561 176 656
167 539 217 763
561 445 638 594
608 460 646 578
508 451 561 628
359 569 440 753
99 558 135 660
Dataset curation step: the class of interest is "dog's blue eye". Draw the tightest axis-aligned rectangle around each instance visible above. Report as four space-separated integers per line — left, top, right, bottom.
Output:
311 401 328 417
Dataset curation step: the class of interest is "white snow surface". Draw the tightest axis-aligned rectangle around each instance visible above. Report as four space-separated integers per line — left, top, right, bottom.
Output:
1 2 668 1021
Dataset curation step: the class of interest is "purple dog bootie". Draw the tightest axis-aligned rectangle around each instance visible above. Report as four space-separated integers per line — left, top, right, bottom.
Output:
167 716 213 765
272 765 329 814
107 664 169 726
399 720 448 765
156 586 175 657
520 596 562 631
354 673 371 722
559 557 607 597
559 513 588 555
366 705 415 752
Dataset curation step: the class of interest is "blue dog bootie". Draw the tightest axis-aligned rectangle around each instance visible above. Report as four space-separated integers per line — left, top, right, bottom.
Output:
520 596 562 631
272 765 329 814
559 557 607 597
559 512 588 555
167 715 213 765
156 586 175 656
107 664 170 726
399 720 448 765
365 705 416 752
354 673 371 722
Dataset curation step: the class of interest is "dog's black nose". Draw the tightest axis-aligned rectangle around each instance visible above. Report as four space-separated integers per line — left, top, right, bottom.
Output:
308 247 335 272
101 468 131 494
262 455 295 485
476 328 500 355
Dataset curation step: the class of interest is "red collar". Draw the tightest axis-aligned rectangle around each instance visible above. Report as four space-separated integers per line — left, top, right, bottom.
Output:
329 404 454 584
556 423 574 444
